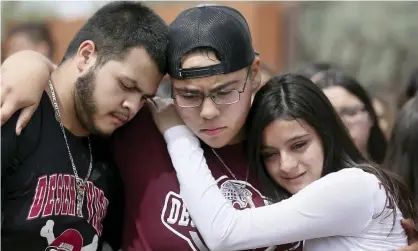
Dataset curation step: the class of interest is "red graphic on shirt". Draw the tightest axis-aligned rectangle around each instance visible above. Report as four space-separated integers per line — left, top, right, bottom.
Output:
28 174 109 236
41 220 98 251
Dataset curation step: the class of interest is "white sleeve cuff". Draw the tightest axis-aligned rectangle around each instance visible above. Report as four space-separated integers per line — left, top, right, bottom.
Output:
163 125 200 146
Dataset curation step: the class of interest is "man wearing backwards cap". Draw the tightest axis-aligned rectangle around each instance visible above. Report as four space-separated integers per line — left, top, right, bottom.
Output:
0 4 299 251
115 6 300 250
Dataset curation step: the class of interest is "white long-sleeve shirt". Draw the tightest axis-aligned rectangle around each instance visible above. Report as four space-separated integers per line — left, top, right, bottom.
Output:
163 126 407 251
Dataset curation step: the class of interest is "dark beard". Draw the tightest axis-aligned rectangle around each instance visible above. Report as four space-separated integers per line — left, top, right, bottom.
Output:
73 68 110 137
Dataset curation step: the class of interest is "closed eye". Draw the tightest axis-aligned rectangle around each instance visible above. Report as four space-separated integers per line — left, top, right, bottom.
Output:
119 81 135 92
262 151 278 160
179 93 201 99
291 141 307 151
216 90 233 96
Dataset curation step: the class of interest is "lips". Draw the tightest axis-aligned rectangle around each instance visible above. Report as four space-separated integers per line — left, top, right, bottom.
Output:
283 172 306 180
111 113 129 124
201 127 226 136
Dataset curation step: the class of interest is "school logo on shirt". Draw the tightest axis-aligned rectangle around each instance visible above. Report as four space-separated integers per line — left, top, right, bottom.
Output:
161 175 301 251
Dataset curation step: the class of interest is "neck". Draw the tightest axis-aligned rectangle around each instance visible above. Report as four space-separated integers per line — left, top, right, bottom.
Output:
358 144 370 161
48 64 89 137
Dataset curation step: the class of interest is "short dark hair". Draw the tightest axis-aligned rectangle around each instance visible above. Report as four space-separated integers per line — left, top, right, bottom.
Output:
62 1 168 73
7 23 54 57
246 73 416 226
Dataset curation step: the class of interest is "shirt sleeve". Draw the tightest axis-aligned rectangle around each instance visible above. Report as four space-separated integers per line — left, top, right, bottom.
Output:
163 125 377 251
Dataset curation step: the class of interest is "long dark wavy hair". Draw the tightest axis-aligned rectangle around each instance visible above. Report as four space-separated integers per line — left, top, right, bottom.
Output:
246 73 416 227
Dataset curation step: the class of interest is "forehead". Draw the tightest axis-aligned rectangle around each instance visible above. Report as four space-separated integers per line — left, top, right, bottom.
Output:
263 119 314 144
322 86 364 108
102 47 163 94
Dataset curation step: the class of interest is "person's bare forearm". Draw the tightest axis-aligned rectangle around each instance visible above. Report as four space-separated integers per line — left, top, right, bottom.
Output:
2 50 55 74
1 50 56 130
38 52 57 72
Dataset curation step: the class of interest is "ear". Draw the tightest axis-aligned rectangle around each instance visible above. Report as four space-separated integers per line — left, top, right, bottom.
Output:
74 40 97 73
250 56 261 93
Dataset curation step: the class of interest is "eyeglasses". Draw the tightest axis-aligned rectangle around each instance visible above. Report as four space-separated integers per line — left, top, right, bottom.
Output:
172 68 251 108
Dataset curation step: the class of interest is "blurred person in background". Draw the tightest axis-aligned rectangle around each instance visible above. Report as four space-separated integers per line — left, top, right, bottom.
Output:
384 96 418 204
4 23 55 59
299 64 387 164
372 96 390 137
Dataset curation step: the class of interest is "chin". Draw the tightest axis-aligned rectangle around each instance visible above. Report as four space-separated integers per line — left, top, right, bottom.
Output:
91 125 116 137
197 132 235 149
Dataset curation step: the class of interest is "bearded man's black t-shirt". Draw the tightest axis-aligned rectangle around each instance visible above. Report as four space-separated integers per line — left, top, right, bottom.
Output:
1 92 123 251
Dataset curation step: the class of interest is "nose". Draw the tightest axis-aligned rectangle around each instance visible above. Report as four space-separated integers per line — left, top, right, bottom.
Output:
200 96 220 120
122 93 144 118
279 151 298 174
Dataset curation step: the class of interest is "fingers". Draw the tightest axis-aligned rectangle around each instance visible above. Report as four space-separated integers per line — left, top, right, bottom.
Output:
402 219 418 244
16 104 38 135
401 219 416 230
0 102 16 126
1 74 12 108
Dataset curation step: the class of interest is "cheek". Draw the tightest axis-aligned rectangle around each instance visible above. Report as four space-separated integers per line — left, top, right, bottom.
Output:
304 143 324 176
348 118 372 140
221 94 251 123
92 82 124 113
176 107 200 129
264 159 281 181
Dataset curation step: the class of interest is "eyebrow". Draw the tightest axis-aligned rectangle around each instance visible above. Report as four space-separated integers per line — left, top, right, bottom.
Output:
211 80 240 92
261 133 310 150
121 76 155 98
286 134 310 143
174 80 241 94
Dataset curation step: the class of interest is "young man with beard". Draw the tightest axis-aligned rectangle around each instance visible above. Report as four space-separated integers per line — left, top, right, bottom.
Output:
2 4 418 251
1 2 167 251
